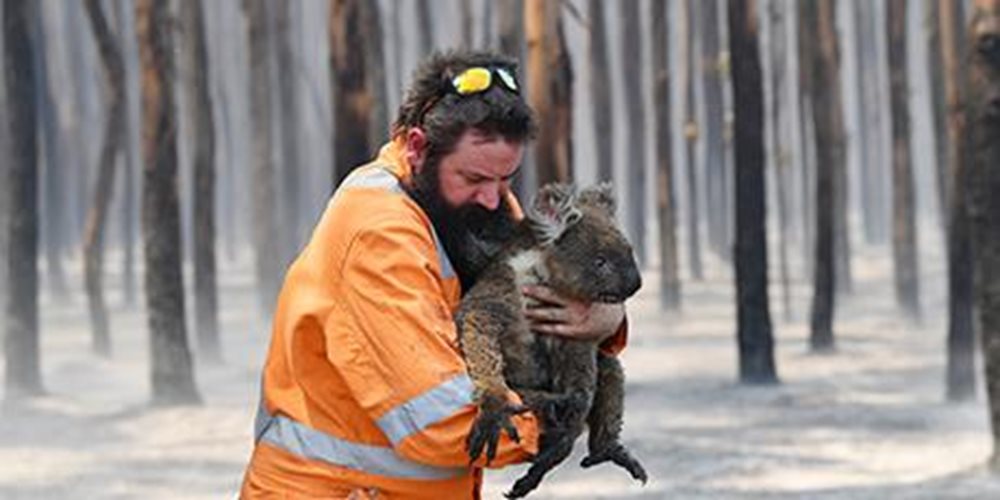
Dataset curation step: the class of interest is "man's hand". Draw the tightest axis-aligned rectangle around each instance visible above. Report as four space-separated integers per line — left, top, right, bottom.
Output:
522 285 624 342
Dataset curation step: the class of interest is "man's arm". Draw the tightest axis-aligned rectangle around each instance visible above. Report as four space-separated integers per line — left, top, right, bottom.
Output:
327 217 539 469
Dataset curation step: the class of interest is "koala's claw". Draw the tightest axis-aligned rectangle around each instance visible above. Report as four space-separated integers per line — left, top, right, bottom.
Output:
504 472 543 499
467 402 529 465
580 443 648 484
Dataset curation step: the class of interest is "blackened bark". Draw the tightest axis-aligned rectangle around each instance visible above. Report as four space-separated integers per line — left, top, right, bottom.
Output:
768 0 792 322
796 0 816 278
3 0 44 400
182 0 220 362
273 0 303 265
807 0 841 352
927 0 949 229
244 0 280 311
114 0 138 307
416 0 433 57
620 0 646 265
729 0 777 384
940 0 975 402
525 0 573 186
968 0 1000 466
330 0 373 187
136 0 201 406
83 0 125 358
588 0 613 183
888 0 921 319
361 1 387 148
683 0 704 281
652 0 680 311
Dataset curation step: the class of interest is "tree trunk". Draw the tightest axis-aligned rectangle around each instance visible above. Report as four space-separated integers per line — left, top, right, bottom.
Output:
525 0 573 187
182 0 220 363
136 0 201 406
330 0 373 187
796 0 816 279
244 0 280 312
588 0 613 183
702 0 728 260
683 0 704 281
940 0 975 402
888 0 921 319
768 0 792 322
460 0 473 47
362 1 387 148
497 0 523 59
0 5 7 321
807 0 843 352
416 0 433 57
926 0 949 230
3 0 44 401
272 0 303 268
967 0 1000 467
856 0 889 244
653 0 680 311
620 0 646 265
730 0 777 385
83 0 125 358
114 0 138 308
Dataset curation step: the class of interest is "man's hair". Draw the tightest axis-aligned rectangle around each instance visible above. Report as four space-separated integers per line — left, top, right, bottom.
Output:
392 50 537 160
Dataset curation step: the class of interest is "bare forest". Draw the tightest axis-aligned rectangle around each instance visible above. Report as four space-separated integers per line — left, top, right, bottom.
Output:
3 0 1000 498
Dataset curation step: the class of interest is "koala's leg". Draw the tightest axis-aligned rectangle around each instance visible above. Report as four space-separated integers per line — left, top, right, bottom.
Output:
581 352 647 483
457 310 527 464
506 423 584 499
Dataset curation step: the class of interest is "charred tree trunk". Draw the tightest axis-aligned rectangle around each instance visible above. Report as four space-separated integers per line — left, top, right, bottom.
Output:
620 0 646 265
653 0 680 311
683 0 704 280
588 0 613 183
856 0 889 244
244 0 280 312
362 1 387 147
730 0 777 385
330 0 373 187
83 0 125 358
796 0 816 278
182 0 220 362
114 0 138 307
4 0 44 400
927 0 949 229
807 0 843 352
968 0 1000 467
525 0 573 186
888 0 922 319
135 0 200 406
416 0 433 57
273 0 303 266
498 0 523 59
702 0 728 260
460 0 473 47
768 0 792 322
940 0 975 402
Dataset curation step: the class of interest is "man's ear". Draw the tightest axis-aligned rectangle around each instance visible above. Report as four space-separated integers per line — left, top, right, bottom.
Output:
405 127 428 174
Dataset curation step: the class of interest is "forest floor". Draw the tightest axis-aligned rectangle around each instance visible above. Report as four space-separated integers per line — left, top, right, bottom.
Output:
3 242 1000 499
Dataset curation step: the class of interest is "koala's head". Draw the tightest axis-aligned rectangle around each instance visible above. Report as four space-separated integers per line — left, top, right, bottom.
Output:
526 183 642 303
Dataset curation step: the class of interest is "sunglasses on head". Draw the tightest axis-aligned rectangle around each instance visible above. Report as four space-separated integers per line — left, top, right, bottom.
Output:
418 66 520 125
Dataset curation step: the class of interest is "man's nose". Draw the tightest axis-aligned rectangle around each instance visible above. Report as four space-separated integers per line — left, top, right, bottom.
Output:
474 186 501 211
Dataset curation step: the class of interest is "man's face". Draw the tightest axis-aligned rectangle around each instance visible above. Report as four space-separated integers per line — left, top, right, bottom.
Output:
404 128 524 290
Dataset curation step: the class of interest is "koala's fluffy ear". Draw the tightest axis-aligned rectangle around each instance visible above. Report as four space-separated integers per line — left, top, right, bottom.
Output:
527 183 582 244
577 183 616 217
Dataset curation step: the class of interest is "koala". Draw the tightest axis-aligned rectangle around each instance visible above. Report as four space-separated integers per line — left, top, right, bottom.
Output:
455 183 647 499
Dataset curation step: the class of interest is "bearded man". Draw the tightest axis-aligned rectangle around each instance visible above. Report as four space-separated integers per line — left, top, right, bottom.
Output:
240 50 629 499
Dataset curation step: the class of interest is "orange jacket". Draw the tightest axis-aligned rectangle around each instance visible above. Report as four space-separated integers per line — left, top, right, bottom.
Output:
241 139 626 499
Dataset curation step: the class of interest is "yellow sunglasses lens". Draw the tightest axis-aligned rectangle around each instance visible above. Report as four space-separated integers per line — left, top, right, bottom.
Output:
452 67 493 95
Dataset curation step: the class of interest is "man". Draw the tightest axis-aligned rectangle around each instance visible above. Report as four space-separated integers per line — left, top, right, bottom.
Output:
240 50 629 499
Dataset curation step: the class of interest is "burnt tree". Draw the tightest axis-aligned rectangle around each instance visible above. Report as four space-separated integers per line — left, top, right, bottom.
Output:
525 0 573 185
272 0 303 264
927 0 949 228
181 0 220 362
244 0 280 311
730 0 777 384
588 0 613 183
136 0 200 405
4 0 44 400
330 0 373 186
968 0 1000 467
652 0 680 311
620 0 646 265
768 0 792 322
416 0 433 57
683 0 704 280
82 0 125 357
702 0 729 259
888 0 922 319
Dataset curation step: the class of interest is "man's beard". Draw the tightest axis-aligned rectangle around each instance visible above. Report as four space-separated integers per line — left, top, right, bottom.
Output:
403 158 518 292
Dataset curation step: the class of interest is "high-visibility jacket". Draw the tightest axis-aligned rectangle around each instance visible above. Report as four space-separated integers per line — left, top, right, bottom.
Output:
240 138 627 499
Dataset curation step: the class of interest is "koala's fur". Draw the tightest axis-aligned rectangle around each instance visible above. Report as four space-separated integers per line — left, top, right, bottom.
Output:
456 183 646 498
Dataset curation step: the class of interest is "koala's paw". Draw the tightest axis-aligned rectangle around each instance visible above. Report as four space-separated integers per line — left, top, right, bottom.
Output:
467 401 529 465
580 443 648 484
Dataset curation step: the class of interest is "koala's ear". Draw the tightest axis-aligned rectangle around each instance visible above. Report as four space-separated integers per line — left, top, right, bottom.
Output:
577 182 616 217
527 183 582 244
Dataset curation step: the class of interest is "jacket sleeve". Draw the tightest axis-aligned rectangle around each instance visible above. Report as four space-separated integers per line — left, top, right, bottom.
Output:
326 215 539 469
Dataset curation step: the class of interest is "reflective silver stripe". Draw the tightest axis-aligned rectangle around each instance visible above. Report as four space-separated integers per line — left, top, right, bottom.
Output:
376 374 474 445
257 407 467 480
428 223 457 280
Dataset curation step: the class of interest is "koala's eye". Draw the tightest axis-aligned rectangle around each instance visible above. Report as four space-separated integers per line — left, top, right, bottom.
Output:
594 256 609 269
979 34 1000 66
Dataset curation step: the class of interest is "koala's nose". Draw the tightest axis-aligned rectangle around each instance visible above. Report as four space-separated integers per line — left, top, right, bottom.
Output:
624 260 642 298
